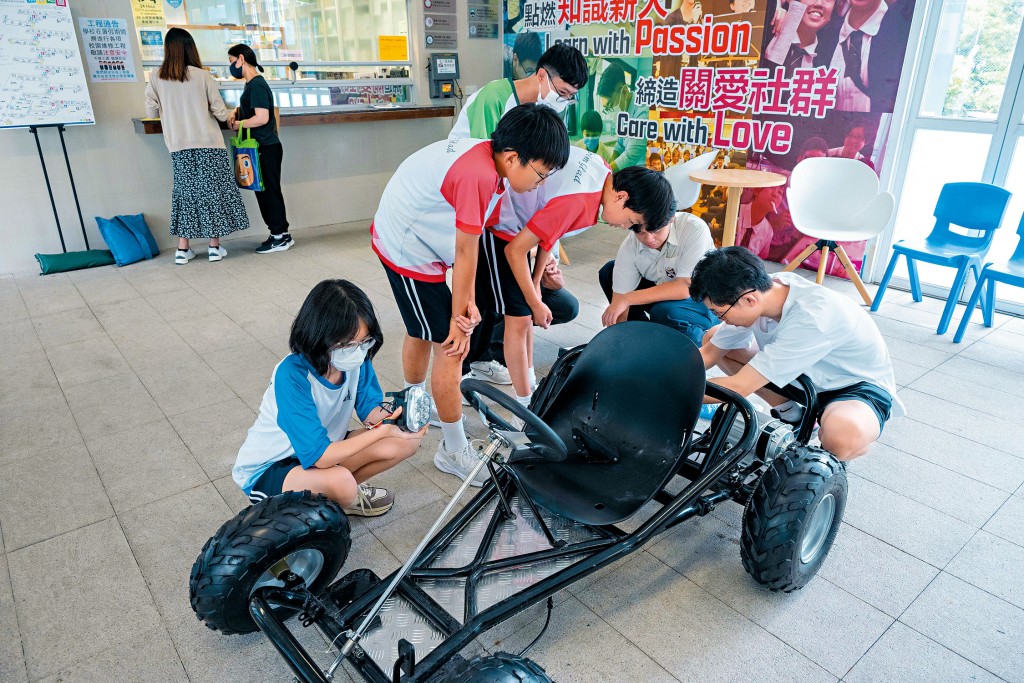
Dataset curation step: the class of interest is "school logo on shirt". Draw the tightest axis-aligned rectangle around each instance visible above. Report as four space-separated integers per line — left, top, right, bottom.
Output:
665 267 676 280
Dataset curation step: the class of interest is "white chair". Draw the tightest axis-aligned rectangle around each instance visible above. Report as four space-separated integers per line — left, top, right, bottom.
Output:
784 157 895 304
665 150 718 209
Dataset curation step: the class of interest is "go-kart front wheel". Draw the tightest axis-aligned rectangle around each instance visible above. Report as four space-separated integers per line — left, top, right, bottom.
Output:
189 491 351 634
741 444 847 592
443 652 553 683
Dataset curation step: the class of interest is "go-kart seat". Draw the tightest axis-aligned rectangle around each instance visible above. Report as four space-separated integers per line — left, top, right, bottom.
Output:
510 322 706 525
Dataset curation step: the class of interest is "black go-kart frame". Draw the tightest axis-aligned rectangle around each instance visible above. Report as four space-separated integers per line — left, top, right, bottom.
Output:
189 322 848 683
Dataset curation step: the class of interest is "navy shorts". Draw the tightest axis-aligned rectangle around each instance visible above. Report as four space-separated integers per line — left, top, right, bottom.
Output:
381 261 452 343
248 457 301 504
816 382 893 431
477 230 533 318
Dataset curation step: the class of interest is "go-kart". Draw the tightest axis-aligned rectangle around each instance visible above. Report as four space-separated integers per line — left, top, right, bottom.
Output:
189 322 847 682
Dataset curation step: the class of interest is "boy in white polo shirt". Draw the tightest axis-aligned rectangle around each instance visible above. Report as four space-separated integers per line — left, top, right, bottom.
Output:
689 247 905 461
598 208 717 347
372 103 570 486
478 151 671 406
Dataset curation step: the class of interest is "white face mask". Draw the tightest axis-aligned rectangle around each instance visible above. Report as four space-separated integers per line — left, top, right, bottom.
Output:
538 72 570 114
330 344 369 372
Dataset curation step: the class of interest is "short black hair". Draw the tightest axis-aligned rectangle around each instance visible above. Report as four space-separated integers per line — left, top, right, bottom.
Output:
612 166 677 231
289 280 383 376
689 247 774 306
491 103 569 171
536 43 588 90
580 109 603 134
513 32 543 66
598 63 627 99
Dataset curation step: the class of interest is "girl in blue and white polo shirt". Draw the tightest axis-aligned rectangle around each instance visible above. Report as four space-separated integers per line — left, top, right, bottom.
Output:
233 280 426 516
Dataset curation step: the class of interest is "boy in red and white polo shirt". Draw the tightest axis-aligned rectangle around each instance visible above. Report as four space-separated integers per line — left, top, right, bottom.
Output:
371 103 569 486
479 150 678 406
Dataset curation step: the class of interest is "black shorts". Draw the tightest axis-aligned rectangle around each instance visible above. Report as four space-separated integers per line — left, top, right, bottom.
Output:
382 261 452 343
816 382 893 431
248 457 301 503
477 230 532 318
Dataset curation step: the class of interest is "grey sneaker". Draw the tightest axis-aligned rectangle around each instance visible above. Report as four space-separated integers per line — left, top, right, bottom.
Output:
469 360 513 385
433 441 487 487
343 484 394 517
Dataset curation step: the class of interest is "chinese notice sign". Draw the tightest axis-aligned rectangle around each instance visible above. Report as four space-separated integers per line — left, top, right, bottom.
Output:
79 18 137 82
503 0 918 277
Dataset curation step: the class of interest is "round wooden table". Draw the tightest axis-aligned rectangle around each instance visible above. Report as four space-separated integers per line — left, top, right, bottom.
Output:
689 168 787 247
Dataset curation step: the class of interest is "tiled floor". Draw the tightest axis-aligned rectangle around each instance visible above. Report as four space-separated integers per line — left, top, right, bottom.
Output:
2 221 1023 682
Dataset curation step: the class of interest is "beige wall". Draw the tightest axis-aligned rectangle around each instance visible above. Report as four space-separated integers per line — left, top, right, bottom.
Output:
0 0 501 274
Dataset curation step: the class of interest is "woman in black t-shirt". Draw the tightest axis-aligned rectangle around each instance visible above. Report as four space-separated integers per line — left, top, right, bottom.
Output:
227 44 293 253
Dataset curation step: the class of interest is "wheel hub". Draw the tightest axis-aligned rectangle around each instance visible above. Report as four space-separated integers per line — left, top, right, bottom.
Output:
251 548 325 595
800 493 836 564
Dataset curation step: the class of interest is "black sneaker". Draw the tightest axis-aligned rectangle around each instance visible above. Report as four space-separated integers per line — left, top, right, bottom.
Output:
255 234 294 254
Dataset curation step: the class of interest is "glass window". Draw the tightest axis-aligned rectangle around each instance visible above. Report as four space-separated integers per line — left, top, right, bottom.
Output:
150 0 409 66
889 128 991 287
987 135 1024 304
919 0 1024 120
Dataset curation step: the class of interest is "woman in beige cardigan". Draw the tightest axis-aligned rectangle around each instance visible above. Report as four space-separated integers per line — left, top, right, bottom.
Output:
145 28 248 265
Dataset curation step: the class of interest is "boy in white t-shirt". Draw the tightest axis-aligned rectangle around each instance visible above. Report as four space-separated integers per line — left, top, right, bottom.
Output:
598 208 717 347
689 247 905 461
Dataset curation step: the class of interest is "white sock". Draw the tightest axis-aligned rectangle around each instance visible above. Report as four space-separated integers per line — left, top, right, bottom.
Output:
441 419 468 452
774 400 804 419
527 367 537 392
516 393 532 408
404 380 425 390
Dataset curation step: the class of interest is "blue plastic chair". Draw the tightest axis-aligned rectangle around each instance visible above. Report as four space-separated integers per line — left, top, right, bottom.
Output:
871 182 1012 335
953 213 1024 343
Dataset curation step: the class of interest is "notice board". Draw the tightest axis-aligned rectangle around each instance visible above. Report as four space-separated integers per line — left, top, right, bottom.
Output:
0 0 95 128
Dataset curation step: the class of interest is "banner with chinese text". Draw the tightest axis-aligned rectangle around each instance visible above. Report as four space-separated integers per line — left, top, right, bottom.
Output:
503 0 916 277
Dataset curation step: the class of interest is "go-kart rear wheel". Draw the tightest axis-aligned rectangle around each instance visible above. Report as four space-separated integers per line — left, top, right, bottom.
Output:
446 652 552 683
189 490 350 634
741 443 846 592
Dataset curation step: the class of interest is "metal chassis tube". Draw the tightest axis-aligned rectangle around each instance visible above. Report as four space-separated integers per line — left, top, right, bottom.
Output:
249 385 758 683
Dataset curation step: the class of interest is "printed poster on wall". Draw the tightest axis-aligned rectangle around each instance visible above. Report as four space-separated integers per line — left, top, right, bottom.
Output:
129 0 164 28
79 18 137 82
502 0 918 278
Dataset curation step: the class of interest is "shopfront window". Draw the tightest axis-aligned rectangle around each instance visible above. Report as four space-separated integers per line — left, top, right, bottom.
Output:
147 0 409 67
138 0 412 108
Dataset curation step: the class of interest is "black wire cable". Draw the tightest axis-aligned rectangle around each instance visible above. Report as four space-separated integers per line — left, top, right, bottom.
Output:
518 597 554 657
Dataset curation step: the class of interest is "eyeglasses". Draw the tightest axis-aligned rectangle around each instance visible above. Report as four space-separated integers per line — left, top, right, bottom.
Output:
544 70 578 103
713 289 755 321
527 160 555 182
334 338 375 353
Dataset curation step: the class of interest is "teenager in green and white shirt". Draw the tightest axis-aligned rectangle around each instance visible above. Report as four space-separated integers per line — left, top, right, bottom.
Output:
449 43 588 139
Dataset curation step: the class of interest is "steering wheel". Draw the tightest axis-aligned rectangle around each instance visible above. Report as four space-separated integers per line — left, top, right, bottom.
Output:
460 378 568 462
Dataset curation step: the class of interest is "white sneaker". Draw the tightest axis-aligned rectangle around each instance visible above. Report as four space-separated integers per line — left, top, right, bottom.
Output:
469 360 513 385
174 249 195 265
208 245 227 262
434 441 488 487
